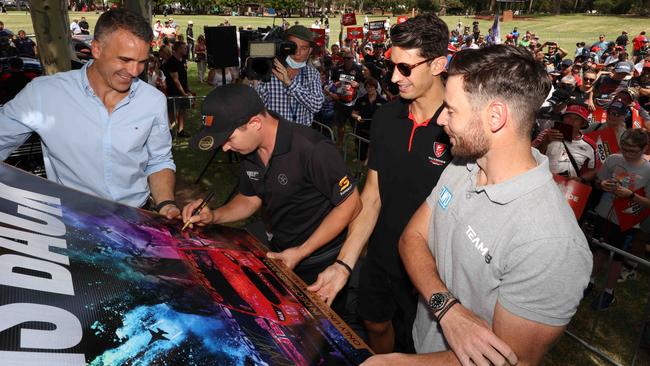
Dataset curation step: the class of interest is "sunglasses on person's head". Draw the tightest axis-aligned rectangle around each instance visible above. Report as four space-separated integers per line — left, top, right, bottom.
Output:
388 58 435 77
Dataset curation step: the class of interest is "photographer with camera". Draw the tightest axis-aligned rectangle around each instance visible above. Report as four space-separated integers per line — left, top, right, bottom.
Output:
255 25 324 126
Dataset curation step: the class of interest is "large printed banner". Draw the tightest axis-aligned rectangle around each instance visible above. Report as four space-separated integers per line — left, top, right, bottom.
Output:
0 163 372 365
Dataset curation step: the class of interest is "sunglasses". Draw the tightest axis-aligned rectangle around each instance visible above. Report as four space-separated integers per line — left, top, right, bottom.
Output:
584 78 595 82
389 58 435 77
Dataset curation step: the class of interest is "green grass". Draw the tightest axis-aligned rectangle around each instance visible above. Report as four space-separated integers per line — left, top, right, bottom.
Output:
3 9 650 365
1 11 648 52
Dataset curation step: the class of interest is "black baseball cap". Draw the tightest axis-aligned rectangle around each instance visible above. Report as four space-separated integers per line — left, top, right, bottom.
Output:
190 84 265 152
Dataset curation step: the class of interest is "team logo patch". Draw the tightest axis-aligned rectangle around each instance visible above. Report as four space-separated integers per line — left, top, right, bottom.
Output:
278 174 288 185
338 176 352 196
438 186 453 210
198 136 215 151
434 142 448 158
339 176 350 191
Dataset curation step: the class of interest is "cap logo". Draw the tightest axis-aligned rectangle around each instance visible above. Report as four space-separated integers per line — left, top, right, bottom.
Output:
198 136 215 151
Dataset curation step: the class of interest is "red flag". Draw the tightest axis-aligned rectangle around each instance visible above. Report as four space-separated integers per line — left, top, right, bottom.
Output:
584 127 619 170
369 29 385 43
553 175 593 219
341 13 357 26
397 15 408 24
592 107 607 123
310 28 326 47
346 27 364 40
613 188 650 231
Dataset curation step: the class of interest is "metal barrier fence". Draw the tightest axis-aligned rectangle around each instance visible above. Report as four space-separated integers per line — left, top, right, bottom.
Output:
566 239 650 366
311 120 336 142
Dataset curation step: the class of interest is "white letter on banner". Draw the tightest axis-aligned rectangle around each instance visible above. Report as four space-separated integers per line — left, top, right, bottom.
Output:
0 182 62 217
0 227 69 266
0 303 82 349
0 254 74 295
0 351 86 366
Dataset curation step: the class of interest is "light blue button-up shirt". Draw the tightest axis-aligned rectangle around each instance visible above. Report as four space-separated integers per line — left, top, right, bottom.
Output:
0 61 175 207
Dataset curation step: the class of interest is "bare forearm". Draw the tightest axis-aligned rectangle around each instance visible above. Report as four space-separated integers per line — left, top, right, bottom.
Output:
148 169 176 204
301 189 361 256
364 351 460 366
399 203 448 301
338 173 381 267
212 194 261 224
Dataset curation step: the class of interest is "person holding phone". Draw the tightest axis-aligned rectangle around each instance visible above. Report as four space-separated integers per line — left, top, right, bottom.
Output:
541 104 596 181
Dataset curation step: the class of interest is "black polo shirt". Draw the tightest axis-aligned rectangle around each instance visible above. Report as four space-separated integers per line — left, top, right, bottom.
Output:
239 117 356 262
367 98 451 278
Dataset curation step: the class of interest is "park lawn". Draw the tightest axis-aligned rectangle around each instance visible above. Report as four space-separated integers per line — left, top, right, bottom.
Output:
2 9 650 366
0 11 647 52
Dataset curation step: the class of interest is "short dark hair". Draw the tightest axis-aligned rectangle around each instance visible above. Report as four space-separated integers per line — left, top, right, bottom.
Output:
448 45 551 136
621 129 648 149
390 13 449 59
94 9 153 43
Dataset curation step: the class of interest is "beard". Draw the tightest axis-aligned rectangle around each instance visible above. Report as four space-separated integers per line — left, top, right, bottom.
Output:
449 116 489 160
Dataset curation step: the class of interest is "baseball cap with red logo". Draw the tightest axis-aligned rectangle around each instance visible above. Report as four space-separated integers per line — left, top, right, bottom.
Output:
563 104 590 127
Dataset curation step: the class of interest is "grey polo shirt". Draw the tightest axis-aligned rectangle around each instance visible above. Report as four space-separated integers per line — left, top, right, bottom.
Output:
413 149 592 353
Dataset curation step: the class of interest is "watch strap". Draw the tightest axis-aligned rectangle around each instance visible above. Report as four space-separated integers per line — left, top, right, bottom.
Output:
434 299 460 323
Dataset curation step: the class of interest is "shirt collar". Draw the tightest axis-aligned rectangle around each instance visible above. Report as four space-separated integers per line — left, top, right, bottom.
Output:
81 60 140 99
272 114 293 157
466 148 552 204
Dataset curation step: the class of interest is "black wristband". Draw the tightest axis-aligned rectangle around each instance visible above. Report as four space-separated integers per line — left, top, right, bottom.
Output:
435 299 460 323
156 200 177 212
335 259 353 275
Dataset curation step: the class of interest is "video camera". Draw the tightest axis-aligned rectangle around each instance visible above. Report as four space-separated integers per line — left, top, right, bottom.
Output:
244 26 297 82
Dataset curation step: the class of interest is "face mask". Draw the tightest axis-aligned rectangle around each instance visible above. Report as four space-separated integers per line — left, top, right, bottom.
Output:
286 56 307 69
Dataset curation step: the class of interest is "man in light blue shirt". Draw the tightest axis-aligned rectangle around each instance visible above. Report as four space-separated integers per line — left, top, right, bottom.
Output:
0 9 180 219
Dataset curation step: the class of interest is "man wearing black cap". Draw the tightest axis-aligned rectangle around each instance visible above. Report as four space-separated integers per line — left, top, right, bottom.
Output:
255 25 324 126
184 84 361 313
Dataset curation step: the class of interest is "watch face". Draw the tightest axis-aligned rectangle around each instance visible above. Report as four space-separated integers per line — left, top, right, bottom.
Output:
429 294 447 311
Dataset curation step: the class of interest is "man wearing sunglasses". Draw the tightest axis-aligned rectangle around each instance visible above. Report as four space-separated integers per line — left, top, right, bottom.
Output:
363 45 591 366
307 14 452 354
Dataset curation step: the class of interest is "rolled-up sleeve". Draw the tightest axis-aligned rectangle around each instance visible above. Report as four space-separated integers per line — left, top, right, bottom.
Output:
145 94 175 175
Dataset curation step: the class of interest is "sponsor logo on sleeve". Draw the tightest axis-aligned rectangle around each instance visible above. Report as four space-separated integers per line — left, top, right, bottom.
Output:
438 186 453 210
338 176 352 196
246 170 260 181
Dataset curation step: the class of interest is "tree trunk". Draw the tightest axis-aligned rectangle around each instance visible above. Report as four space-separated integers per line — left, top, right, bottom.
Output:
528 0 533 13
489 0 496 12
27 0 73 75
